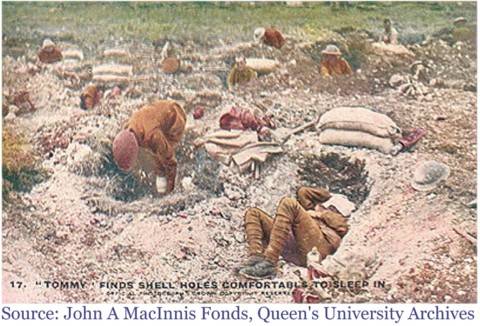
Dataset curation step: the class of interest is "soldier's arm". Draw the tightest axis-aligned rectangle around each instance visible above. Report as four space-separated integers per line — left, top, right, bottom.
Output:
317 211 349 237
320 62 331 77
342 59 353 74
297 187 332 210
149 129 177 192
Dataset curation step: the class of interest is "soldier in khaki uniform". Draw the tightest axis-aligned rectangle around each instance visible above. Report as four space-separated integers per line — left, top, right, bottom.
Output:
254 27 286 49
80 85 101 110
37 39 63 64
112 100 186 194
238 186 349 279
227 57 257 90
319 44 353 77
382 18 399 44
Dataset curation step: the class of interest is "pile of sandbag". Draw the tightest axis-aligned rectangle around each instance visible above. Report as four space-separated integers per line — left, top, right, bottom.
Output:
317 107 401 154
93 48 133 85
61 48 84 72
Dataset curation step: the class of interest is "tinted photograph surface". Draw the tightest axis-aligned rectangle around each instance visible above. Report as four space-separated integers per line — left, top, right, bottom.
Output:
1 1 477 304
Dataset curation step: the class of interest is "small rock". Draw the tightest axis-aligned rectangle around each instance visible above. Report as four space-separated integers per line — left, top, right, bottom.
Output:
4 112 16 122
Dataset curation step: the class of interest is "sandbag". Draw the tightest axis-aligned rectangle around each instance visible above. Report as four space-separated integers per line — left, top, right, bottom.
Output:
92 74 130 84
63 49 84 61
103 48 130 58
371 42 415 57
92 64 133 76
318 106 401 139
318 128 396 154
62 59 81 72
245 58 279 74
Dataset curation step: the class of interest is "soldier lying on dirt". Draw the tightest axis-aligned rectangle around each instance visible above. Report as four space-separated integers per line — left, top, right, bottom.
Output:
238 186 349 279
112 100 186 194
319 44 353 77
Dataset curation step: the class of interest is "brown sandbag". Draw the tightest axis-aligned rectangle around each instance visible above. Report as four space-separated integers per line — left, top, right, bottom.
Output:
318 106 401 139
318 128 396 154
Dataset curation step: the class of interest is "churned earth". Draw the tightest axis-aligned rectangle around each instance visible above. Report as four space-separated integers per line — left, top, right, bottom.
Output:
2 2 477 303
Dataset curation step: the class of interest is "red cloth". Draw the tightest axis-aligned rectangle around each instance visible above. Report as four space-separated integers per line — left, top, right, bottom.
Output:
399 128 427 149
219 107 275 132
291 288 321 303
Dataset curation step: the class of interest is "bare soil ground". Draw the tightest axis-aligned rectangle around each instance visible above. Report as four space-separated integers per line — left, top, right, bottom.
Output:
2 2 477 303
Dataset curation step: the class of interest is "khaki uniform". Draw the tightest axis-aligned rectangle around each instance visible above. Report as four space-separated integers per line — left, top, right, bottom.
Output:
320 58 353 77
383 27 399 45
125 100 186 192
227 65 257 89
38 46 63 64
244 187 349 266
263 28 286 49
80 85 100 110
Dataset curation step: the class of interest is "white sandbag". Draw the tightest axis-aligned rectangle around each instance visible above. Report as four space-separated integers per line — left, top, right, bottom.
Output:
103 48 130 58
318 106 401 138
245 58 279 74
63 49 84 61
92 74 130 84
318 128 396 154
92 64 133 76
62 59 81 71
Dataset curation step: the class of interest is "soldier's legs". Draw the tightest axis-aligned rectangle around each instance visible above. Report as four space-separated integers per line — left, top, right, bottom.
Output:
263 197 330 266
244 207 274 257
